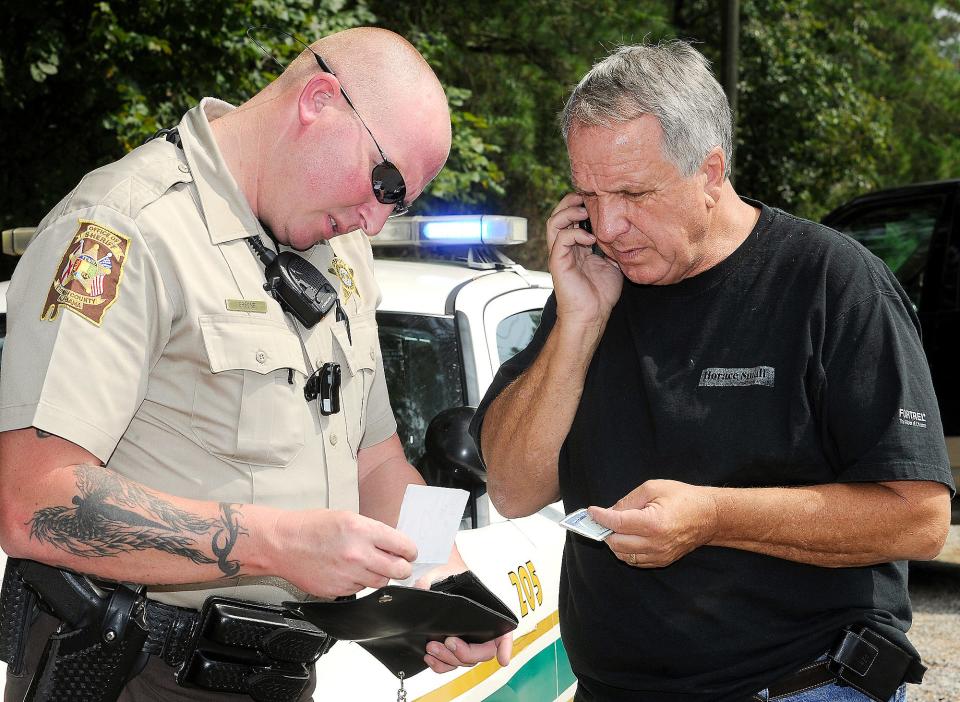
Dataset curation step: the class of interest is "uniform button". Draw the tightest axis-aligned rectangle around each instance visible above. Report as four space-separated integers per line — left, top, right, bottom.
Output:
178 163 189 173
255 351 267 364
369 348 375 361
330 434 338 446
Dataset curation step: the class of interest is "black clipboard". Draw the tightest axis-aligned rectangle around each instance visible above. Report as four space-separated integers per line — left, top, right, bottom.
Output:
286 571 518 678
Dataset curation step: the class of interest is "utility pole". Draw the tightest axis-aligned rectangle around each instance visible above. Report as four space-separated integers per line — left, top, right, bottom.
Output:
721 0 740 175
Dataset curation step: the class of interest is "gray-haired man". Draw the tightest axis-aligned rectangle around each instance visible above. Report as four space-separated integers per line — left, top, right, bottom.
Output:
470 41 953 702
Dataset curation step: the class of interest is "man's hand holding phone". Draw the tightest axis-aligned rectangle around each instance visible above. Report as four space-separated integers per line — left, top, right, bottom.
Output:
546 193 623 335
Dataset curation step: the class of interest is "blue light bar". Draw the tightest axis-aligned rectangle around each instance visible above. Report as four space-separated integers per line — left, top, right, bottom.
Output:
422 219 484 241
372 215 528 247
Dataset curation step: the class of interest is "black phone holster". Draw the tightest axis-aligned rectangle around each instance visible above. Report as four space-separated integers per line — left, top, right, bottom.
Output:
828 625 926 702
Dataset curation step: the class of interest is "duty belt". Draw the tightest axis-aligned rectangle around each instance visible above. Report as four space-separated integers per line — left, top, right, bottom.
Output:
0 559 334 702
165 596 334 699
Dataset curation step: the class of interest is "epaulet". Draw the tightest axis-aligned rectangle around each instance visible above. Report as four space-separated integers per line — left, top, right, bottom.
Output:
68 139 194 221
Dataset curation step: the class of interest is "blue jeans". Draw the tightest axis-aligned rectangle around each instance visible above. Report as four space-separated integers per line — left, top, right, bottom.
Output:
753 682 906 701
751 652 908 702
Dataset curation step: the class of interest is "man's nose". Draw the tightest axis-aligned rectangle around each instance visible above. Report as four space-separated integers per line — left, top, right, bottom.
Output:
594 198 630 243
359 203 393 237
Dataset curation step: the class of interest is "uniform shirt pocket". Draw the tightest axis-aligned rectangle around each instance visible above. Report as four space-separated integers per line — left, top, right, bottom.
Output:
193 315 308 466
331 321 378 456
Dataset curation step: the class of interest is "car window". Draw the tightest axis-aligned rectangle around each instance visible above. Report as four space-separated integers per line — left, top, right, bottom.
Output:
833 196 945 307
377 312 465 463
495 309 543 365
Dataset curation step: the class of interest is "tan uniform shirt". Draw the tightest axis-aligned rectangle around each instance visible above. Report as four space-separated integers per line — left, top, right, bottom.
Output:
0 98 397 608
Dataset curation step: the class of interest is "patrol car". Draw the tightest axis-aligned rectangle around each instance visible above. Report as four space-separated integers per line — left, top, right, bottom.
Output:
0 218 576 702
315 215 575 701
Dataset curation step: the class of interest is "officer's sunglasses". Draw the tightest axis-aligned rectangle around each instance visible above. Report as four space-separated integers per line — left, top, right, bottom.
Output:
247 27 409 217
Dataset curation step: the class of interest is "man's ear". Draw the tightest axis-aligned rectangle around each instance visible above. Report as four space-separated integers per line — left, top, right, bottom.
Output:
700 147 726 208
297 73 341 126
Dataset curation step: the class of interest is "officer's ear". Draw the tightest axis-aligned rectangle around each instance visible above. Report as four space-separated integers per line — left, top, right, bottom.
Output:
298 73 341 126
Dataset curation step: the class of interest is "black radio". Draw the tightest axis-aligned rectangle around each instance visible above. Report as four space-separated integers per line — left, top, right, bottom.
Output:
248 236 338 329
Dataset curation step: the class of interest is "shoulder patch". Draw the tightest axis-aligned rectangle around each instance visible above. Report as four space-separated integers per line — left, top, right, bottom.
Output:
41 219 131 326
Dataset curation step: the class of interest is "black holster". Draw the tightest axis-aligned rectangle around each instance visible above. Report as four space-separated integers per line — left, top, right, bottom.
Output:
0 557 39 675
2 559 332 702
0 559 149 702
828 625 927 702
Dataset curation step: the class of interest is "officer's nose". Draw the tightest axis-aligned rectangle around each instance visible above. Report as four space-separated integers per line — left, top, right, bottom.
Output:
360 203 393 237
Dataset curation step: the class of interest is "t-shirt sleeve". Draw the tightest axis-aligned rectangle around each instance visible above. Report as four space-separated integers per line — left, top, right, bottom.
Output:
468 293 558 459
821 278 954 495
0 206 173 461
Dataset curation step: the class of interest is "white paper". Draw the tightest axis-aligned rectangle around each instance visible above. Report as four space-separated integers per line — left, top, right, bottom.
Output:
394 485 469 586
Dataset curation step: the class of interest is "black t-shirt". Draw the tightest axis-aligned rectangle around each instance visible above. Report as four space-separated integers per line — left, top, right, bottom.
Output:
470 201 955 702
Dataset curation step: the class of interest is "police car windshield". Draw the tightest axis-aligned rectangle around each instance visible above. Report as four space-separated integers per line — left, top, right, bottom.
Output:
377 312 465 464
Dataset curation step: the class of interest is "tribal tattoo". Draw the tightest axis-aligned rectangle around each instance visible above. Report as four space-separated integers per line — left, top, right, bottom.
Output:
29 464 248 577
211 503 246 577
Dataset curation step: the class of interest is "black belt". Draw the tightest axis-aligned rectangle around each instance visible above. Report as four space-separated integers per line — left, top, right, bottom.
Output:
751 660 835 701
141 596 333 701
6 560 331 702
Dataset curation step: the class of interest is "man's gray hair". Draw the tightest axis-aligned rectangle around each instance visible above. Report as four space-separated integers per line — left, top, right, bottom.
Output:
560 40 733 179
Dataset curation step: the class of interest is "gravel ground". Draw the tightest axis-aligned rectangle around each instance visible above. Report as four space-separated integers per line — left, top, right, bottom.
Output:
908 524 960 702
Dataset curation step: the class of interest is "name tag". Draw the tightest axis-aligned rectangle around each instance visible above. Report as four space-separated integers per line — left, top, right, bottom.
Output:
225 299 268 314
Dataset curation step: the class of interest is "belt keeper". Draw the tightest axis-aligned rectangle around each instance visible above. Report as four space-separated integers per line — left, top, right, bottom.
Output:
101 585 146 648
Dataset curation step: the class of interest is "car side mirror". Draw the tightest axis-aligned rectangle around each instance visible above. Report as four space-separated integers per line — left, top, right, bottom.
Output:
423 406 486 486
418 406 486 527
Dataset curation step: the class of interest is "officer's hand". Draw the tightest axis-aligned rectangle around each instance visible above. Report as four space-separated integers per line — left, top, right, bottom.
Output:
588 480 719 568
546 193 623 330
424 633 513 674
276 510 418 598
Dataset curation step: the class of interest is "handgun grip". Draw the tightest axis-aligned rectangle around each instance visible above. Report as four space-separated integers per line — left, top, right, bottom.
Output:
17 560 105 629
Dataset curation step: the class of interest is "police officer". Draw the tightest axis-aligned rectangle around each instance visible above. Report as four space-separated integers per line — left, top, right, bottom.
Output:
0 27 510 700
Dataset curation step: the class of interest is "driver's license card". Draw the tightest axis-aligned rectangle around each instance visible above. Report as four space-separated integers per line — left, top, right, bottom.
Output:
560 508 613 541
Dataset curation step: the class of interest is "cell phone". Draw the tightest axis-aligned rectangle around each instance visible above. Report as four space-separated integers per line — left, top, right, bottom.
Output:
579 217 605 258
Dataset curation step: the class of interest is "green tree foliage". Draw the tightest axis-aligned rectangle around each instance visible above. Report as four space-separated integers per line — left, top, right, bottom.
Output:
369 1 674 266
673 0 960 220
828 0 960 186
1 0 373 235
3 1 959 271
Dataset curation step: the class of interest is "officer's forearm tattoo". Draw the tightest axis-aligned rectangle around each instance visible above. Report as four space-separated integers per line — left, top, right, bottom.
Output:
211 503 245 577
35 429 52 439
28 463 248 577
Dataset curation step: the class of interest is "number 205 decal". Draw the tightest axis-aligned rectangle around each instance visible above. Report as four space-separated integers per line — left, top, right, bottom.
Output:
507 560 543 617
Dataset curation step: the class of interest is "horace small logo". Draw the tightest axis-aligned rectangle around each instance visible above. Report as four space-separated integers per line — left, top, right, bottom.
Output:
698 366 775 388
898 408 927 428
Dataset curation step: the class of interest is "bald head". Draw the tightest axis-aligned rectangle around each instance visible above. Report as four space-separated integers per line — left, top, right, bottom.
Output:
213 28 450 248
254 27 451 182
